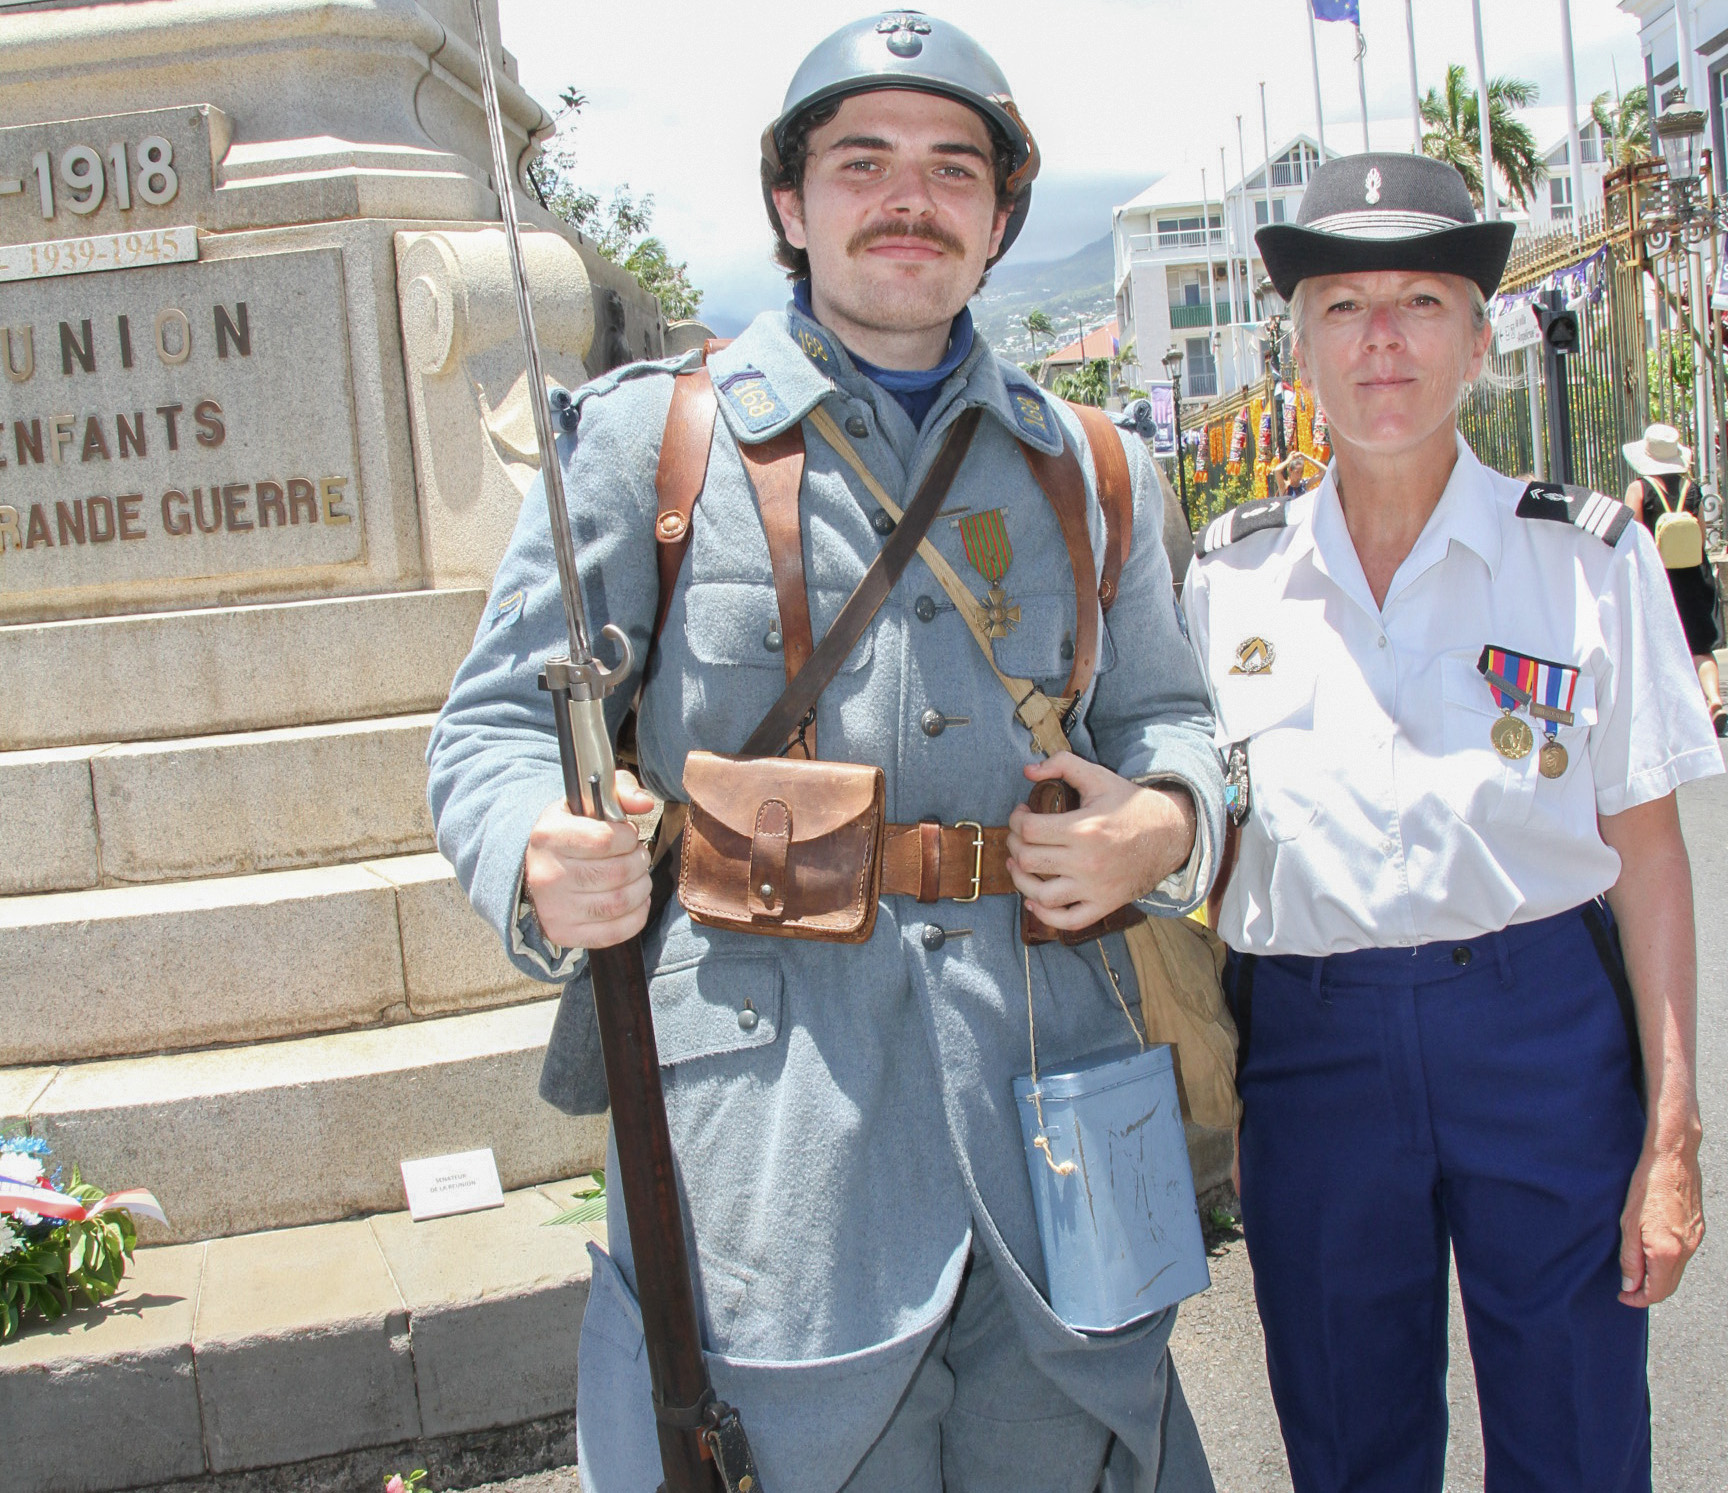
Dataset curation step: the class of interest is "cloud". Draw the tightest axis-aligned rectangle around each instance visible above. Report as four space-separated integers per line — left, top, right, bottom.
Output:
498 0 1643 330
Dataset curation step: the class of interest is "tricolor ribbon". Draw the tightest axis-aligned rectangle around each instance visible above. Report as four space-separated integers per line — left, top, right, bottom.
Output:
0 1181 167 1226
1478 646 1579 729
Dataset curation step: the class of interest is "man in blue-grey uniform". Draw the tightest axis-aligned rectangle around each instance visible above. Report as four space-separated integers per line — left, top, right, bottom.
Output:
428 13 1224 1490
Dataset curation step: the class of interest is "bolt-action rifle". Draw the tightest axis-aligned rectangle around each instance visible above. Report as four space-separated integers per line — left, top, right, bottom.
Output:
464 5 762 1488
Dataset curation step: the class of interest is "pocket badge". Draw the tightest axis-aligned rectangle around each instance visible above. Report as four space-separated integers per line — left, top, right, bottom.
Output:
1229 637 1275 675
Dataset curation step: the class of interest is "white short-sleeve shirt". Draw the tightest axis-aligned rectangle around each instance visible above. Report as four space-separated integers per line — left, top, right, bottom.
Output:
1182 436 1724 958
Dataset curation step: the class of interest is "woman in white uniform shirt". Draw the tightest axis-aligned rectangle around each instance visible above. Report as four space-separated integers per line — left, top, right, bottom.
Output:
1183 153 1716 1493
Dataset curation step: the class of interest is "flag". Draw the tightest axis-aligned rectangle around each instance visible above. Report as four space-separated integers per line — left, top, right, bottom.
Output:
1311 0 1360 21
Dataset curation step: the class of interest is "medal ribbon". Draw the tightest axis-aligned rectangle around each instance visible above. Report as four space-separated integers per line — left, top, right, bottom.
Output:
956 508 1012 585
1533 659 1580 740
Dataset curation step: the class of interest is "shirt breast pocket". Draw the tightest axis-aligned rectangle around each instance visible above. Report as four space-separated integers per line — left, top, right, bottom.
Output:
1436 656 1598 827
1216 675 1320 844
683 581 875 673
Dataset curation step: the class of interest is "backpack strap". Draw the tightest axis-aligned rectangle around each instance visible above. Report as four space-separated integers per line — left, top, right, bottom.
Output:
1066 402 1134 613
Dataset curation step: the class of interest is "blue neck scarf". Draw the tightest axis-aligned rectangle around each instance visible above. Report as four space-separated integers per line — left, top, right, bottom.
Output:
793 281 974 429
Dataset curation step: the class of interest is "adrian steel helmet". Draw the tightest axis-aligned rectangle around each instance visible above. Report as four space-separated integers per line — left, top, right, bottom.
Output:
762 10 1041 264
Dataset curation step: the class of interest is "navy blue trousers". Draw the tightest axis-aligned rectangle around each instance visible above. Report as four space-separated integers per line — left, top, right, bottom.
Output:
1226 905 1651 1493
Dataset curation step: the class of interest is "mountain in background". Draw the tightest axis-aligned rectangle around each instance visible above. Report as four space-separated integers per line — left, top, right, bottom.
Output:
973 232 1117 366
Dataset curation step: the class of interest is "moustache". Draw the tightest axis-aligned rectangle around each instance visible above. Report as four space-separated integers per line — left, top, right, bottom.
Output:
846 220 966 257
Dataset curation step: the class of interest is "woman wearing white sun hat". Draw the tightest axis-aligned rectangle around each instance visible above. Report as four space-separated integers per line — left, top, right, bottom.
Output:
1622 422 1726 734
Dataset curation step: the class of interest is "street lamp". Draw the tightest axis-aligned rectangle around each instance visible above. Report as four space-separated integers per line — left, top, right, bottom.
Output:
1642 89 1724 250
1257 276 1290 491
1162 344 1192 527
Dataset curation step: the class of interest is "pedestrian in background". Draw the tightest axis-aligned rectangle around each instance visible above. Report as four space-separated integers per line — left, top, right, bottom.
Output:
1185 153 1716 1493
1623 423 1726 736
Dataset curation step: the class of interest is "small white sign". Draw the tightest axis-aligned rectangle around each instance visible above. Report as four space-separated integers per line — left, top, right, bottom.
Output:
1713 257 1728 312
0 224 197 284
1494 301 1544 355
400 1147 505 1222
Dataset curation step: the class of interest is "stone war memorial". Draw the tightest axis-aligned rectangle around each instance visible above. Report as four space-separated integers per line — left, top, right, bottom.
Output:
0 1 677 1486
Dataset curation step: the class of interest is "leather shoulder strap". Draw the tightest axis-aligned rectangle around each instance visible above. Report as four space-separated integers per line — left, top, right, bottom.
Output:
1067 402 1134 612
1017 438 1099 705
739 430 814 757
653 368 717 640
742 409 981 757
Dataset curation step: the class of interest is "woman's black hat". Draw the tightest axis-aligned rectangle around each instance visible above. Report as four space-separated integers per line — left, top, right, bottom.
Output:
1255 152 1517 301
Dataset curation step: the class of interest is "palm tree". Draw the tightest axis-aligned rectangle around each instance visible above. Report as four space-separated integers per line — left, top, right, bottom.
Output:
1420 62 1546 209
1592 86 1651 167
1024 309 1054 359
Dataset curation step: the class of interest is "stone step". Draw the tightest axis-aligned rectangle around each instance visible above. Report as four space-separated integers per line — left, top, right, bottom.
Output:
0 587 485 751
0 713 440 895
0 1180 605 1492
1 853 543 1065
3 999 605 1245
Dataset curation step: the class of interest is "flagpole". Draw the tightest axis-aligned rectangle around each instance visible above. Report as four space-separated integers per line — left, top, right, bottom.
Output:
1355 24 1371 152
1558 0 1586 235
1202 165 1222 390
1260 81 1277 236
1305 0 1328 158
1404 0 1423 152
1471 0 1498 220
1222 145 1244 390
1674 0 1698 108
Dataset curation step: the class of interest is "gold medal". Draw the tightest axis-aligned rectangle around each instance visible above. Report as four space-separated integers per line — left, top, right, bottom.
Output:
1491 712 1533 760
1539 739 1569 778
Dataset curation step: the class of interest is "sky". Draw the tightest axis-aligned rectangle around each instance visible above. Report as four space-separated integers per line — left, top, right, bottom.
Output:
498 0 1648 334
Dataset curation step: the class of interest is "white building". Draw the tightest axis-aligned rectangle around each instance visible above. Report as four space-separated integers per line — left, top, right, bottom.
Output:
1112 136 1322 401
1621 1 1728 189
1114 107 1612 401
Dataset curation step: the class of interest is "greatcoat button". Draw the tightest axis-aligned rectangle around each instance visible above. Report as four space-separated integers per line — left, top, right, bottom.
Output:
764 623 783 652
1060 637 1075 661
915 595 937 622
871 508 896 536
922 924 946 951
920 708 946 737
846 415 870 438
738 1004 760 1031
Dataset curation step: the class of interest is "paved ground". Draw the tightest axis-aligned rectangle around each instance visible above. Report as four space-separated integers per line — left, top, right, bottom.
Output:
485 753 1728 1492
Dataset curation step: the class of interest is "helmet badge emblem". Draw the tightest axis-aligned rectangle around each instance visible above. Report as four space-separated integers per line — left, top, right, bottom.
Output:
1364 167 1383 205
877 12 932 57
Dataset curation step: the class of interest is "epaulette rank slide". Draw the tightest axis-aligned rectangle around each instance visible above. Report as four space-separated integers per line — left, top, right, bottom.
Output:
1516 481 1633 547
1197 496 1291 558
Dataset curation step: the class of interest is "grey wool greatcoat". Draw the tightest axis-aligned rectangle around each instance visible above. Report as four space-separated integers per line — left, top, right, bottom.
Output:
426 300 1226 1491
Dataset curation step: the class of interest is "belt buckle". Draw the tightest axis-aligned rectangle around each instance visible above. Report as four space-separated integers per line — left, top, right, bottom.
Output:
954 820 984 903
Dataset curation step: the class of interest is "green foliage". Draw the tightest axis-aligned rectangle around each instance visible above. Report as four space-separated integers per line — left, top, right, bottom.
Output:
544 1170 607 1227
525 86 703 321
1052 358 1110 407
1592 87 1651 168
0 1168 138 1343
1023 309 1054 357
1649 330 1697 429
1421 63 1546 209
383 1470 429 1493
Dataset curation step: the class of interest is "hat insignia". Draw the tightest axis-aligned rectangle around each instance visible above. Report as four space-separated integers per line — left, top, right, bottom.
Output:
877 12 931 56
1364 167 1383 206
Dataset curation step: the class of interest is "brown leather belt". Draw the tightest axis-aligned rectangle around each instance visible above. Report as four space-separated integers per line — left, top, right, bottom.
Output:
880 821 1015 904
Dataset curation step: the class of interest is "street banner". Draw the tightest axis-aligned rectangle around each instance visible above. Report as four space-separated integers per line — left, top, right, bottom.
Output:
1146 382 1178 458
1311 0 1360 21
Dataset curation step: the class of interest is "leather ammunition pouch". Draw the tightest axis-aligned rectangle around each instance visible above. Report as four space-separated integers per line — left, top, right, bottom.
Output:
680 753 886 943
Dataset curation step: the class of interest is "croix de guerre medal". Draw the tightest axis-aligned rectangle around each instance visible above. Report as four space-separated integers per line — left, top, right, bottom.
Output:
955 507 1019 638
